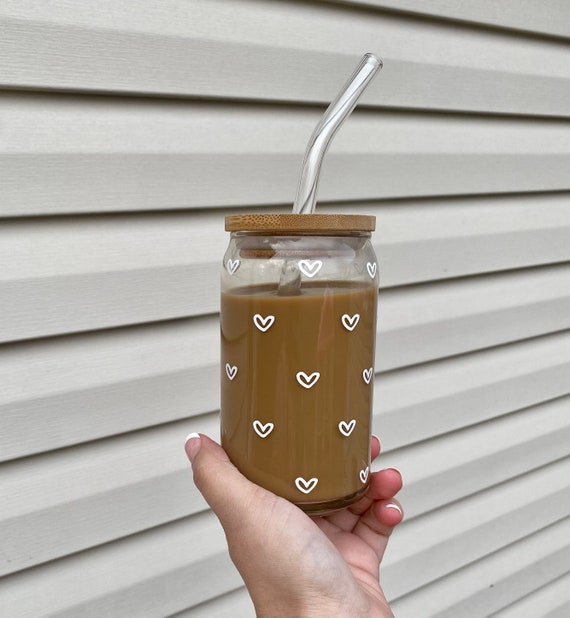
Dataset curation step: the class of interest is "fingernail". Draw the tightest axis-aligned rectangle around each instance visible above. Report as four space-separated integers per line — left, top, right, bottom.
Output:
184 433 201 462
385 503 402 515
383 467 402 475
372 433 380 443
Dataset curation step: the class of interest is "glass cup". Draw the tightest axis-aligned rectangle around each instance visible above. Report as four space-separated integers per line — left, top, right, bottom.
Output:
220 214 378 515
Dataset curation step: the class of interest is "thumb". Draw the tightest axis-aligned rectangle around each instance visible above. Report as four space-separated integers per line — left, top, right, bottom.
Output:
184 433 264 527
184 433 328 615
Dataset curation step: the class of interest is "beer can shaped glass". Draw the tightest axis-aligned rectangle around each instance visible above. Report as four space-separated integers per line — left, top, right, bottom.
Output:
220 214 378 515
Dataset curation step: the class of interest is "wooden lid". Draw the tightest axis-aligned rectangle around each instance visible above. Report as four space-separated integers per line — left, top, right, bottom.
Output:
225 214 375 232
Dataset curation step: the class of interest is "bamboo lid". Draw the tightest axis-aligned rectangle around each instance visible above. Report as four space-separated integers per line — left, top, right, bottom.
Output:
225 214 375 233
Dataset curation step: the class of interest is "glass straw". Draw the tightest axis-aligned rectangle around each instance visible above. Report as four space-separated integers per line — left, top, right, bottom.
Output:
277 53 382 295
292 53 382 215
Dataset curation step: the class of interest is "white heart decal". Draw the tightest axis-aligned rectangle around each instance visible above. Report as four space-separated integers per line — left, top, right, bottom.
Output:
253 313 275 332
360 466 370 483
253 420 274 438
341 313 360 332
338 419 356 437
298 259 323 278
362 368 373 384
295 477 319 494
225 363 238 380
296 371 320 389
366 262 377 279
226 259 240 275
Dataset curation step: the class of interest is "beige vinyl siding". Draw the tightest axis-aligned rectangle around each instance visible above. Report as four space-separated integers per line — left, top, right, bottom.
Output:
1 1 569 616
3 97 570 217
327 0 570 39
489 572 570 618
1 0 570 116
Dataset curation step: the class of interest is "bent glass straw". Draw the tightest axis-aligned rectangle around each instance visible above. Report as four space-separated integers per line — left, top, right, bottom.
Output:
292 53 382 215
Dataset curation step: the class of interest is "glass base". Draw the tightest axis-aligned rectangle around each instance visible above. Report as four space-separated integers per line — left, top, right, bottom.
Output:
295 483 370 517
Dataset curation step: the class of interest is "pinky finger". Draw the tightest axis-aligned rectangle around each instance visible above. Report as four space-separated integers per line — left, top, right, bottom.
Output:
377 501 404 528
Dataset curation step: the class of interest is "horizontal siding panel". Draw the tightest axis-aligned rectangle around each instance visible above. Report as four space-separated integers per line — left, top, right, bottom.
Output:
382 458 570 598
2 304 568 461
2 396 566 576
377 330 570 449
390 518 570 617
0 512 243 618
3 93 570 216
1 1 569 116
6 93 570 156
5 152 569 216
171 588 253 618
381 396 570 519
377 264 570 370
490 572 570 618
2 198 569 342
0 320 220 461
329 0 570 39
0 415 216 577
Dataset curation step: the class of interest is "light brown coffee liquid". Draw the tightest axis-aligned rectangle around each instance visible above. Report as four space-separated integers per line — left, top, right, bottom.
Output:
221 281 377 514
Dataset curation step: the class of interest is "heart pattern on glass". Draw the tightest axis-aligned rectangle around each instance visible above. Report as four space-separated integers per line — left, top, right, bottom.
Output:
341 313 360 332
225 363 238 380
223 260 378 500
253 313 275 332
296 371 320 389
226 259 240 275
298 259 323 278
295 477 319 494
253 420 274 438
338 419 356 437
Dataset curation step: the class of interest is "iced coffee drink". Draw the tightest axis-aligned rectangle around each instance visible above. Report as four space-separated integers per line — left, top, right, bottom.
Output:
220 214 378 515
